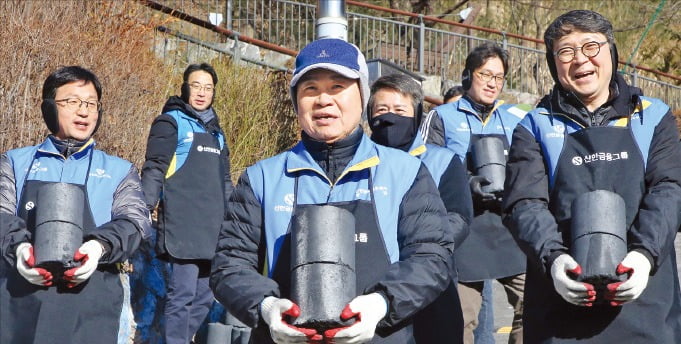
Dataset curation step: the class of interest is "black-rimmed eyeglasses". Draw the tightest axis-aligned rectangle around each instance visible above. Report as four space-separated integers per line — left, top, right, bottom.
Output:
554 41 608 63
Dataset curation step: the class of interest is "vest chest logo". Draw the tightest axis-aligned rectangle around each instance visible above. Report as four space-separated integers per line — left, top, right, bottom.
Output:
355 233 368 243
197 145 220 154
25 201 35 211
183 132 194 143
571 151 629 166
456 122 469 132
90 168 112 179
355 186 389 198
29 162 47 174
546 124 565 139
274 193 294 212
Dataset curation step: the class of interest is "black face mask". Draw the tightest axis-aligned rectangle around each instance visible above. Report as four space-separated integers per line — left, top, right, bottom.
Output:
369 112 416 151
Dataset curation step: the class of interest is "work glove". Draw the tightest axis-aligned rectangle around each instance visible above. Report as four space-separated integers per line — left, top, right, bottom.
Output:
324 293 387 344
605 251 652 306
469 175 497 203
550 254 596 307
15 242 53 286
63 240 104 288
260 296 321 343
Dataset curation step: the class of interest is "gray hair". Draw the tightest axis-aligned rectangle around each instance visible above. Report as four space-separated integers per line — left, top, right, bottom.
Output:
367 73 423 119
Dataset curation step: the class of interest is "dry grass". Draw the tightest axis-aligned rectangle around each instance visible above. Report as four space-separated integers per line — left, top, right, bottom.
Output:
0 0 298 178
211 59 299 177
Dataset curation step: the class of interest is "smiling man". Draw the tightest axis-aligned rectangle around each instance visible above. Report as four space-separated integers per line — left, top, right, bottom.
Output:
210 38 455 344
503 10 681 343
421 43 528 344
0 66 151 343
141 63 234 344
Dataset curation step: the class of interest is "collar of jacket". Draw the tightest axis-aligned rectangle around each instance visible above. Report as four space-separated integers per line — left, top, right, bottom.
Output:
454 97 505 125
287 129 380 186
541 72 643 127
408 133 427 157
37 136 95 160
162 96 217 125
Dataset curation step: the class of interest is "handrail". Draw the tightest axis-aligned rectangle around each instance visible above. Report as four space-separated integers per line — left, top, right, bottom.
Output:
139 0 298 56
345 0 681 83
346 0 543 44
156 26 292 72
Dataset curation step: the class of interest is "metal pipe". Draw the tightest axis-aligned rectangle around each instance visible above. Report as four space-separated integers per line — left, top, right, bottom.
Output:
225 0 232 30
418 15 425 74
316 0 347 40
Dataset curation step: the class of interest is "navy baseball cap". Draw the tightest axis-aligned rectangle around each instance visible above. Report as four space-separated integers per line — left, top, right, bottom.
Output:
289 38 369 113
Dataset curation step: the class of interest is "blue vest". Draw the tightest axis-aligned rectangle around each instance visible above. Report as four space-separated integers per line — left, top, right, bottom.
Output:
433 98 529 161
408 135 455 186
246 134 422 275
518 96 667 188
7 137 133 226
164 109 225 179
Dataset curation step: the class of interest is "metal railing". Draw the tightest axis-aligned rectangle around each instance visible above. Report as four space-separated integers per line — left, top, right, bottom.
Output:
144 0 681 109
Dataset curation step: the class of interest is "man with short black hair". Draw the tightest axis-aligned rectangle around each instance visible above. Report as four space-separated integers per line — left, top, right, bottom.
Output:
421 43 528 344
0 65 151 343
141 63 234 344
504 10 681 342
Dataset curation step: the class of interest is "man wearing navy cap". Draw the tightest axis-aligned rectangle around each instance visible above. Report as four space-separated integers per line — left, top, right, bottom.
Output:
210 38 456 343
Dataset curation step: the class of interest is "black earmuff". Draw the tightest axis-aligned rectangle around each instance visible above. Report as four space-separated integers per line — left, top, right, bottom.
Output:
461 68 472 91
180 82 190 103
41 99 60 134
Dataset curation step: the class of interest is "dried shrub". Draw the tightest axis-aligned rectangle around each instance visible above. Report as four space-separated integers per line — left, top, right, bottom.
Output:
0 1 176 166
0 1 299 175
210 58 298 177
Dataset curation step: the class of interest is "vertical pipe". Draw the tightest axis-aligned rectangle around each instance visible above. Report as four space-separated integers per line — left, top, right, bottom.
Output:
225 0 232 30
631 66 638 88
316 0 347 40
419 14 424 74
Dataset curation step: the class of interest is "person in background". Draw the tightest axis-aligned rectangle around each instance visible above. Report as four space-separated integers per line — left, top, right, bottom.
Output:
444 85 466 104
210 38 456 344
442 82 495 344
367 72 472 343
141 63 234 344
0 65 151 343
421 42 528 344
503 9 681 342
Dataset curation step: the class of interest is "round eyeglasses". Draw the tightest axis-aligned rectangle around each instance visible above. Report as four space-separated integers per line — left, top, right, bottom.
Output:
554 41 608 63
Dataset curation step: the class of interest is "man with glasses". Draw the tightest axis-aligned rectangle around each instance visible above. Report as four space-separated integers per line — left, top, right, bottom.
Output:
0 65 151 343
421 42 528 344
503 10 681 342
141 63 233 344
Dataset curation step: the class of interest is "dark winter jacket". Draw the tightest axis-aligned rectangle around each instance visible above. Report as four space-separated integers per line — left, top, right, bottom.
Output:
503 74 681 275
210 128 455 340
140 96 233 211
